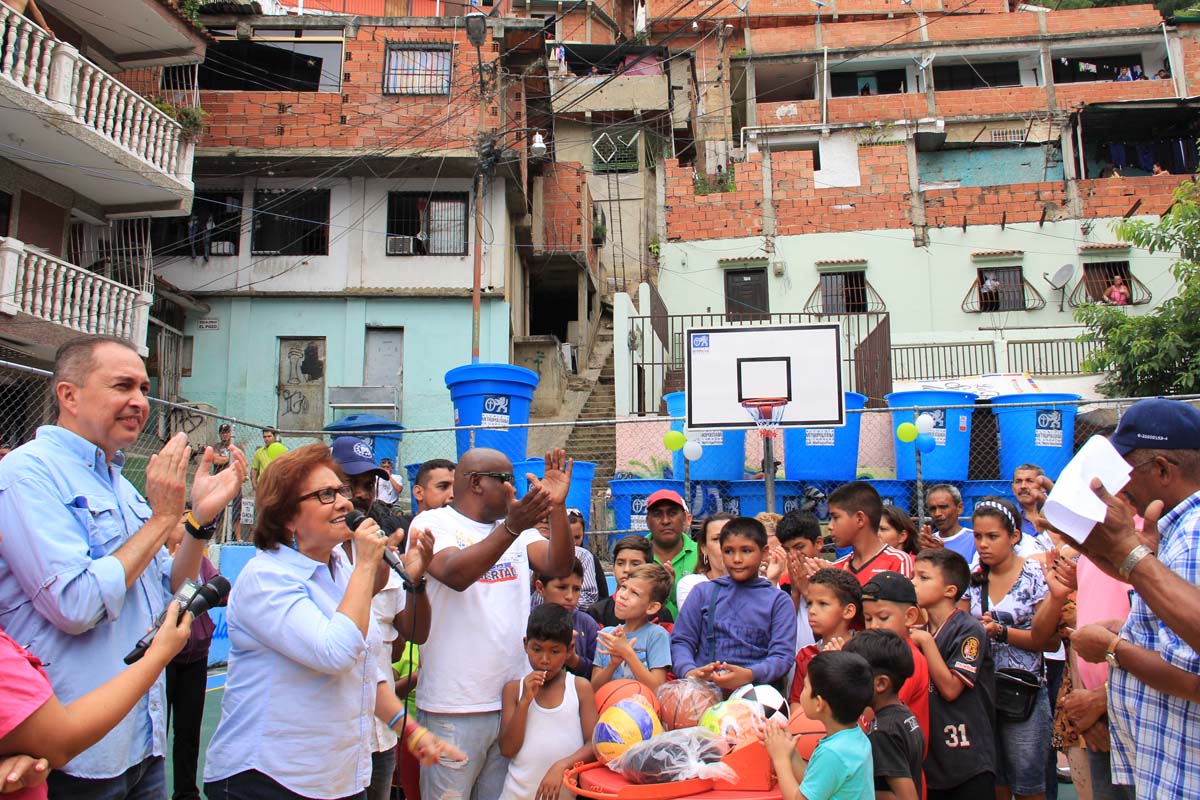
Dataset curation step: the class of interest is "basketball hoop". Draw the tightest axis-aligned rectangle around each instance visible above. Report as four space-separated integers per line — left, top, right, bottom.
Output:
741 397 788 439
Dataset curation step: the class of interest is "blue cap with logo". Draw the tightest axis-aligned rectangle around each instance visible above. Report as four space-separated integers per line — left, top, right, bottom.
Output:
1110 398 1200 456
330 436 387 479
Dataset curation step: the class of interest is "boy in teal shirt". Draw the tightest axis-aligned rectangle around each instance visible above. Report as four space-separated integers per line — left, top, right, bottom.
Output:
764 651 875 800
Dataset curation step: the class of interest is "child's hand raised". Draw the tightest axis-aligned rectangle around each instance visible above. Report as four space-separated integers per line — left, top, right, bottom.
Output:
597 627 636 664
822 636 846 652
521 670 548 702
762 723 796 762
765 545 787 585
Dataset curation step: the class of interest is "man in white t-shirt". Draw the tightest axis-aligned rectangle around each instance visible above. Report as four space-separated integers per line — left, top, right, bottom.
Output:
377 457 403 509
412 447 575 800
919 483 976 563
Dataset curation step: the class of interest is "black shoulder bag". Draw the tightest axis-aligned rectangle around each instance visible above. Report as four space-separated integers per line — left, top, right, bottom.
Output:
982 572 1042 724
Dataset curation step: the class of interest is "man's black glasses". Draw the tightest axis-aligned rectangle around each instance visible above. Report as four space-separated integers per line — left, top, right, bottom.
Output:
468 471 514 484
298 485 352 504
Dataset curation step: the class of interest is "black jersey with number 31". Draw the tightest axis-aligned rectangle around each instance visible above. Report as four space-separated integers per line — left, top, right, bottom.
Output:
923 609 996 790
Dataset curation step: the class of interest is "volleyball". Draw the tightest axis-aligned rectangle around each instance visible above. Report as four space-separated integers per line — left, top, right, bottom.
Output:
593 698 664 763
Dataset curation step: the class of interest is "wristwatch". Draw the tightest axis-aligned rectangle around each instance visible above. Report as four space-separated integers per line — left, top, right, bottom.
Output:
1105 635 1123 671
1118 544 1153 580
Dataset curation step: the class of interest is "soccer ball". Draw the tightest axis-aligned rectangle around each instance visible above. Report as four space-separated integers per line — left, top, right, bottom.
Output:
731 683 789 726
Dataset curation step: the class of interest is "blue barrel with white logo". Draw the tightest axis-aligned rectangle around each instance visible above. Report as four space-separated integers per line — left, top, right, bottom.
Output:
886 391 978 481
990 393 1080 481
514 459 598 528
445 364 539 464
722 479 831 517
783 392 868 481
664 392 746 481
608 479 684 545
867 479 914 513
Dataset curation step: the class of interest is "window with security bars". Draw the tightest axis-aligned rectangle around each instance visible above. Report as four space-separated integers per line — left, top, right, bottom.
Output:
386 192 468 256
251 189 330 256
593 128 640 173
383 44 452 95
1070 260 1150 307
151 191 244 258
820 271 869 313
976 266 1026 312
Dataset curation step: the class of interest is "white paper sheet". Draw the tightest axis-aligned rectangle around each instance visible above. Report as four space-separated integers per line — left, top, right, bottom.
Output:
1043 435 1132 543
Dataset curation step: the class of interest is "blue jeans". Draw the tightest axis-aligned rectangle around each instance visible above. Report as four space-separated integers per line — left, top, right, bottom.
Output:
1087 747 1137 800
418 710 508 800
205 770 366 800
995 686 1053 796
47 756 165 800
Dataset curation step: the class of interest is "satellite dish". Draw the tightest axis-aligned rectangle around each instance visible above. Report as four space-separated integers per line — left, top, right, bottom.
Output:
1043 263 1075 311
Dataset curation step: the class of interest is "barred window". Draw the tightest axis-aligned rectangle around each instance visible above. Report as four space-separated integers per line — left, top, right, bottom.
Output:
820 271 868 314
593 128 640 173
977 266 1025 312
151 191 243 258
386 192 468 256
384 44 452 95
251 189 330 256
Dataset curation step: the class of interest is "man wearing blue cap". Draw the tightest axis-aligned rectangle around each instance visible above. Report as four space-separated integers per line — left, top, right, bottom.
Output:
330 435 429 800
1064 398 1200 800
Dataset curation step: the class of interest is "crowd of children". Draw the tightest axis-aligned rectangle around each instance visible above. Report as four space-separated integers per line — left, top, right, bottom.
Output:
478 479 1087 800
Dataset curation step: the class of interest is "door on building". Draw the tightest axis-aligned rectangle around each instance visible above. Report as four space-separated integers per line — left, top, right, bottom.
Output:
724 268 770 321
364 327 404 396
277 337 326 432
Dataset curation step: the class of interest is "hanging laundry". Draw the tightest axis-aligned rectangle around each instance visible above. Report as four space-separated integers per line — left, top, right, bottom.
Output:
1109 143 1128 169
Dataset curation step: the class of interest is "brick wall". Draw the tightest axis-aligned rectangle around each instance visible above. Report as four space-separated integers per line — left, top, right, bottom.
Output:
1043 4 1162 34
750 26 818 54
1053 78 1174 110
825 92 928 124
1180 27 1200 96
200 25 501 152
930 12 1039 42
1079 175 1189 217
822 17 923 48
664 154 765 241
923 182 1068 227
774 143 912 234
933 86 1050 117
541 161 591 254
757 99 822 125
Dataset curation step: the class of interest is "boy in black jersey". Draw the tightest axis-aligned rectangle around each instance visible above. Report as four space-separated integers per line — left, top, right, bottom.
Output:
909 549 996 800
845 630 924 800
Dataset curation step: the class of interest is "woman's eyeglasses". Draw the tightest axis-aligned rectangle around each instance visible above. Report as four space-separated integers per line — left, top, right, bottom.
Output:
298 485 352 504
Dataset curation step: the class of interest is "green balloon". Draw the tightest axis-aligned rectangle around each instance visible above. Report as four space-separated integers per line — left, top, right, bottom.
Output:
664 430 687 451
896 422 918 443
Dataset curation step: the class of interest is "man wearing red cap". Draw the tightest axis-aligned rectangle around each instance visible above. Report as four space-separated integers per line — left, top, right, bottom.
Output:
643 489 698 618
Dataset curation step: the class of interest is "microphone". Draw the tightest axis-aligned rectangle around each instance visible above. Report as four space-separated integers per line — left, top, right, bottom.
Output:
125 576 231 665
345 509 415 590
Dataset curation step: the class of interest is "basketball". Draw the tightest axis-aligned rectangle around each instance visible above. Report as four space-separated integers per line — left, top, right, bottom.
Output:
699 699 765 745
593 698 664 763
730 683 789 726
656 678 722 730
595 679 660 716
787 707 826 760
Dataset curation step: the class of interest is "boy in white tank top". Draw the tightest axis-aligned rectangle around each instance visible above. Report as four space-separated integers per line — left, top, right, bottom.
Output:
499 604 598 798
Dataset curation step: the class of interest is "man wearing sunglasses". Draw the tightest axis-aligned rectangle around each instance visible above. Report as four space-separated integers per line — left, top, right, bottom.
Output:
410 446 575 800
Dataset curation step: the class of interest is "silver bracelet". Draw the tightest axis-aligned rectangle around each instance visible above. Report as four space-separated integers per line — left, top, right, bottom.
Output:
1118 544 1153 580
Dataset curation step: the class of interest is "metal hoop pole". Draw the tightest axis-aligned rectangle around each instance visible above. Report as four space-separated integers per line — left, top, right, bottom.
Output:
764 434 776 514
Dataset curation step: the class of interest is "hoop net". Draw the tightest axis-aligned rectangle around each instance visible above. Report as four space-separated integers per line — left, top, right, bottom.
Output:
741 397 788 439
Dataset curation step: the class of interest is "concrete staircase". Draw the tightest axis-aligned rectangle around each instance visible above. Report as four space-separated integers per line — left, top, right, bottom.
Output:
565 346 616 485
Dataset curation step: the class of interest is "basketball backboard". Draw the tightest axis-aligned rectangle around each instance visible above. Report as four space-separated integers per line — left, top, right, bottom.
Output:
684 324 845 429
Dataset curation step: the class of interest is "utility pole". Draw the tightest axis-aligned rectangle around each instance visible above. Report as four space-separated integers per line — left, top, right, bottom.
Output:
467 13 490 364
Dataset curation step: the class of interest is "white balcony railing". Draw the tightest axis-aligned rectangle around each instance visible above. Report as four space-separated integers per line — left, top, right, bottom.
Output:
0 237 151 347
0 2 188 178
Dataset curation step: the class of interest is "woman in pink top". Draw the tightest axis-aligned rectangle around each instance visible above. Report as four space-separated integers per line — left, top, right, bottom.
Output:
1103 275 1131 306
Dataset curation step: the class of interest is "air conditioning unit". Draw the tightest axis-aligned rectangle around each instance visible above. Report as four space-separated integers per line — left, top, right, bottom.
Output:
387 235 416 256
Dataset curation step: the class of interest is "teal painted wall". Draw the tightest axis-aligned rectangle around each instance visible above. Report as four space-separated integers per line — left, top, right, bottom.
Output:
917 146 1064 188
181 296 512 453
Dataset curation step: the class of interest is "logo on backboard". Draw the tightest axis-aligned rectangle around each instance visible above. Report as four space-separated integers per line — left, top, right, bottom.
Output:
691 333 710 351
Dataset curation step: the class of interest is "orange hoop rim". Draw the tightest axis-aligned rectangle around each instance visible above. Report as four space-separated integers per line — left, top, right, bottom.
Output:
741 396 789 439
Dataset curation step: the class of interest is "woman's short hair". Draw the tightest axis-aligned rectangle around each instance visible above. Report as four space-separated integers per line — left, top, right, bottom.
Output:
253 443 344 550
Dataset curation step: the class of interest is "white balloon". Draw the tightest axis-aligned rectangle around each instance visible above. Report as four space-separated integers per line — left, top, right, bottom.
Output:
682 440 704 461
916 413 935 434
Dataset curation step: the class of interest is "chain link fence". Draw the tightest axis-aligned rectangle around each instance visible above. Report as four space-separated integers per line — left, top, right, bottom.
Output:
1 357 1193 564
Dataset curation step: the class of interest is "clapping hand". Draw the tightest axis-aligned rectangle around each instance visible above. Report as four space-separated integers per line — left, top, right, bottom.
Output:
145 433 189 521
765 545 787 585
402 528 434 584
532 448 574 507
919 524 944 551
597 626 637 664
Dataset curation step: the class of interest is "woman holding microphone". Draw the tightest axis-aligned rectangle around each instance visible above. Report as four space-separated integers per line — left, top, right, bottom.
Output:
204 444 462 800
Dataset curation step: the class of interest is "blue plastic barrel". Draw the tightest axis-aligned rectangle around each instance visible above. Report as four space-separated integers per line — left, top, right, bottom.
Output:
886 391 979 481
958 480 1014 519
868 479 914 513
216 542 257 587
990 393 1081 481
609 479 685 541
664 392 746 481
405 462 422 511
783 392 868 481
514 459 598 528
445 363 539 464
324 413 405 465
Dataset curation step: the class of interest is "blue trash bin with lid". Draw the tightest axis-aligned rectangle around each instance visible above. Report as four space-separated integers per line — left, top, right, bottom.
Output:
886 391 978 481
783 392 868 481
324 414 405 466
445 363 539 464
664 392 746 481
608 479 684 548
990 393 1081 482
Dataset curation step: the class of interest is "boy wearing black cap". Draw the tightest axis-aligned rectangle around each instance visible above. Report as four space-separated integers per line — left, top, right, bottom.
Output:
844 630 925 800
862 571 930 753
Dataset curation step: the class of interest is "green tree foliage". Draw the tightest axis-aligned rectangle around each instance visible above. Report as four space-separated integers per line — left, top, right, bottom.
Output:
1075 180 1200 397
1024 0 1196 16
